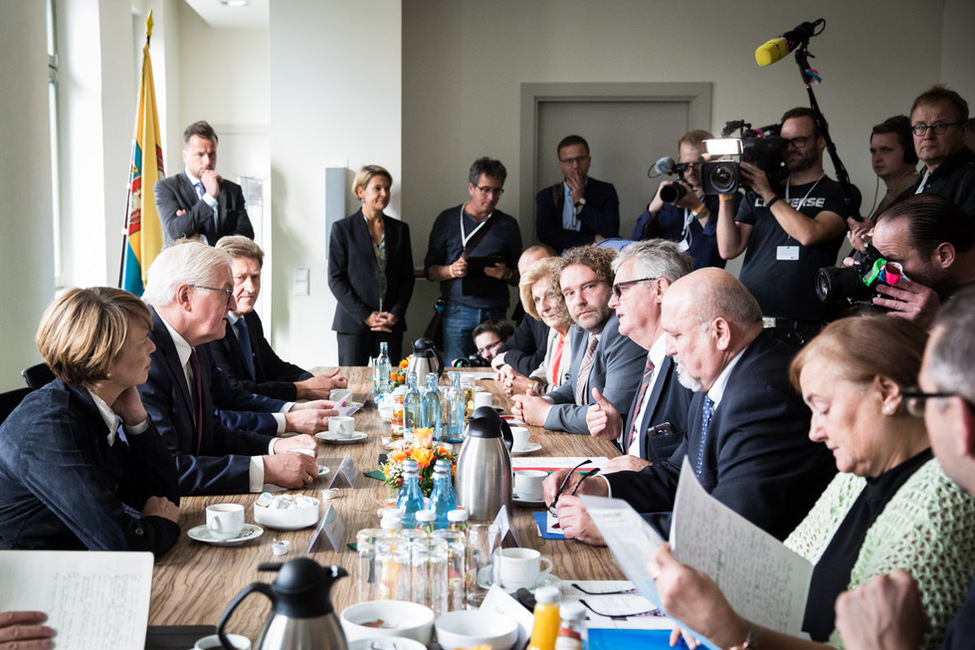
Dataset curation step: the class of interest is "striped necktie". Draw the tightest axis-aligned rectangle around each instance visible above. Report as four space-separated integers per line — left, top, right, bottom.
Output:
575 334 600 404
624 356 656 451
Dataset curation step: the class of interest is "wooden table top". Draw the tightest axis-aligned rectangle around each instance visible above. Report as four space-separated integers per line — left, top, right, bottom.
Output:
149 368 623 639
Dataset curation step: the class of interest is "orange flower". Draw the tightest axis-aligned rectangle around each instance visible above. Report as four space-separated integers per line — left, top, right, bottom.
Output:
414 428 434 448
399 359 409 369
388 449 407 463
412 446 434 469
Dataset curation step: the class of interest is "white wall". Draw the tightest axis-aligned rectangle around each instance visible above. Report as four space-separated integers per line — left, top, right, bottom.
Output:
268 0 403 368
0 0 54 389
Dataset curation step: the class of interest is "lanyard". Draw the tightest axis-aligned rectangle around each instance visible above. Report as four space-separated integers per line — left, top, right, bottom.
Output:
784 174 824 212
459 206 493 248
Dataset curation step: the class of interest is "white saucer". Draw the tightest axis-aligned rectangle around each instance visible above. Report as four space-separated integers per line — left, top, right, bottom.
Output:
512 491 546 506
317 465 331 477
349 401 364 410
187 523 264 547
315 431 368 444
510 442 542 455
477 568 561 593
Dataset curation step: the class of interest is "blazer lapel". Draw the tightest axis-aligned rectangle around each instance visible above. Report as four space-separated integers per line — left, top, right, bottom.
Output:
639 355 673 458
151 308 194 416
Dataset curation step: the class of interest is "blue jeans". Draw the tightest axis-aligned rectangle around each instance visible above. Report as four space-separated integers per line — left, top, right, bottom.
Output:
442 304 507 365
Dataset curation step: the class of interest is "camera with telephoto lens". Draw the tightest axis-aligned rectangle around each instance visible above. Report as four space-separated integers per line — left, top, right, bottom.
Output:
816 242 903 315
701 121 787 195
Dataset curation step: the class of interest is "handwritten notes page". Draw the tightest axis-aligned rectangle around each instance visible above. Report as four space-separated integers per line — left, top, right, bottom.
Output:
0 550 153 650
671 456 813 636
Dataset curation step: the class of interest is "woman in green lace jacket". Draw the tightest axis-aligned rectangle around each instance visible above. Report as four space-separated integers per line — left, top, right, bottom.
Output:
649 315 975 650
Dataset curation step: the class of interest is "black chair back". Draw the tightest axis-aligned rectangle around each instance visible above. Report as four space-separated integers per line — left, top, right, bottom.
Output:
0 387 31 426
22 363 56 390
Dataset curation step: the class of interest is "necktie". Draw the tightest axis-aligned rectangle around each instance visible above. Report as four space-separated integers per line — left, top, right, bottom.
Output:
188 349 205 455
695 395 715 478
235 318 256 380
625 356 656 451
195 181 216 240
575 333 600 404
550 333 566 386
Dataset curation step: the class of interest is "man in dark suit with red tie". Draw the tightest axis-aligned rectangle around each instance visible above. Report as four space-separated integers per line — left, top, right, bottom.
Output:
139 242 321 495
154 121 254 246
207 236 347 402
546 268 835 545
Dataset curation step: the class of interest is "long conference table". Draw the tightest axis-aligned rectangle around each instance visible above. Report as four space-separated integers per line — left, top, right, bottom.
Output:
148 368 624 640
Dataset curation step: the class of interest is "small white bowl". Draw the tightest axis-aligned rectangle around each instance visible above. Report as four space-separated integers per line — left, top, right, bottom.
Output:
341 601 435 645
253 497 320 530
348 637 428 650
435 610 519 650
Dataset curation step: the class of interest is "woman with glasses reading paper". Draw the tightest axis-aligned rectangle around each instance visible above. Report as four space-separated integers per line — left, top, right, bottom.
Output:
647 316 975 650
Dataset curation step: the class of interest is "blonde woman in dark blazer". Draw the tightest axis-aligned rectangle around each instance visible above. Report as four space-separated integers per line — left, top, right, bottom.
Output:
328 165 415 365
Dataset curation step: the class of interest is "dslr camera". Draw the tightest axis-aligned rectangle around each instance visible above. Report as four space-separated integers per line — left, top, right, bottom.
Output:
700 121 787 195
648 157 691 204
815 243 903 315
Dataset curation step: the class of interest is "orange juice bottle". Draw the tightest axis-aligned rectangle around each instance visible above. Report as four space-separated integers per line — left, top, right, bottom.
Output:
527 586 561 650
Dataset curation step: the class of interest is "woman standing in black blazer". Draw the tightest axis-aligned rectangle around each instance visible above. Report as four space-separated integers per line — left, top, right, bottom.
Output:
328 165 415 365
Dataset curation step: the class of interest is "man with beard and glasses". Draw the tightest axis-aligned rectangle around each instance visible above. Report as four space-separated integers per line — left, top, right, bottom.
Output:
716 107 856 344
543 268 835 545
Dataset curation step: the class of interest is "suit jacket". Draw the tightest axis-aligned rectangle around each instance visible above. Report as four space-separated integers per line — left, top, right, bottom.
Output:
139 309 279 495
0 380 180 555
497 315 550 377
328 210 415 333
606 331 836 541
622 354 693 463
543 314 646 434
154 172 254 246
205 311 312 401
536 177 620 252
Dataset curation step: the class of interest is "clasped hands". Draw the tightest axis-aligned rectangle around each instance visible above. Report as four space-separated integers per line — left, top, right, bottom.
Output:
365 311 398 333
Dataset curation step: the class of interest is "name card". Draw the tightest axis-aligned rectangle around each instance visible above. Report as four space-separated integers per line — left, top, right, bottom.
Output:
306 503 346 553
329 452 358 489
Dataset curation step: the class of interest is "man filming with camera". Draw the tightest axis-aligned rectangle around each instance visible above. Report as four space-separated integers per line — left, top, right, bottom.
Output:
716 107 854 345
632 130 740 270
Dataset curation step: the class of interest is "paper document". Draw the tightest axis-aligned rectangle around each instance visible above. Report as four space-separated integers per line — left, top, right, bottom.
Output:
512 456 610 471
671 456 812 636
0 550 153 650
582 494 719 649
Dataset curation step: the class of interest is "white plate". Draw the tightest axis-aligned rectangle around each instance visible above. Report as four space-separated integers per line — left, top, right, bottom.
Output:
317 465 331 476
315 431 369 444
512 491 545 506
510 442 542 455
187 523 264 547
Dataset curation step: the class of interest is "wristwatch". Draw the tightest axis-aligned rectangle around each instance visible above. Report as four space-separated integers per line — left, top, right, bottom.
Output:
574 198 587 208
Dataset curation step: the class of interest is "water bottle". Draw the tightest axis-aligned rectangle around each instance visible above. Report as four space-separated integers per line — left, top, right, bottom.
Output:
395 459 425 529
428 459 457 529
422 372 443 441
444 371 465 443
376 341 391 397
403 371 422 434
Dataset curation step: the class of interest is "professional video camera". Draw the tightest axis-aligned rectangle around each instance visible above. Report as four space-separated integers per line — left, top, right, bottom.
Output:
815 242 903 315
700 121 787 195
647 156 692 204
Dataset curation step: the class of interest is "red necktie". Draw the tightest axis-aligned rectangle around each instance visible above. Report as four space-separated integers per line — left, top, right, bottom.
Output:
189 349 204 455
625 357 656 451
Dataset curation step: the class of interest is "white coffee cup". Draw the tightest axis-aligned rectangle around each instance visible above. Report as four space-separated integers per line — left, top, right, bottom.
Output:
496 547 553 590
206 503 245 540
514 470 546 501
194 634 251 650
509 426 530 450
474 391 493 409
329 415 355 438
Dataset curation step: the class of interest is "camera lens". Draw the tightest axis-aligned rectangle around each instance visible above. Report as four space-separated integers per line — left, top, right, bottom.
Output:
701 161 739 195
659 183 687 204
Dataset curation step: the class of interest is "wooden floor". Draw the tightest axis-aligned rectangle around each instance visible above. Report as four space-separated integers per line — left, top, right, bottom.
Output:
149 368 623 638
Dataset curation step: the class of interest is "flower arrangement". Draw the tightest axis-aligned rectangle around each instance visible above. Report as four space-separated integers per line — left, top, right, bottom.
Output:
382 428 455 496
389 358 410 387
